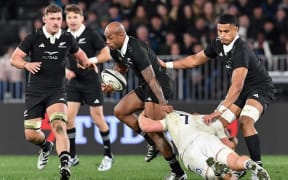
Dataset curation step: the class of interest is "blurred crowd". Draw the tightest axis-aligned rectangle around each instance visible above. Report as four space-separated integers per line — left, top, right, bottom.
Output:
0 0 288 101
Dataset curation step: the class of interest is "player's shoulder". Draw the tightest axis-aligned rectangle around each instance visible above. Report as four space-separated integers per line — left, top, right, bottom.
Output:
128 36 144 48
233 38 251 53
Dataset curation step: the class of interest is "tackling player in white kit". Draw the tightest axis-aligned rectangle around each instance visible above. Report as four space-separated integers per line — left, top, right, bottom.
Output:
138 110 270 180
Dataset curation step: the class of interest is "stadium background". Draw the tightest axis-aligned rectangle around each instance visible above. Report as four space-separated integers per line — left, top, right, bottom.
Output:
0 0 287 156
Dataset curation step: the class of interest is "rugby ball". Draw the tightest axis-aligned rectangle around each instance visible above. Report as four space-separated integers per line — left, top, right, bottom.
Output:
101 69 127 91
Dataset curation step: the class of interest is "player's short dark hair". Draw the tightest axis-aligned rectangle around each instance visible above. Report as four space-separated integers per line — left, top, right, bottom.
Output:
44 4 62 15
218 14 238 26
65 4 83 16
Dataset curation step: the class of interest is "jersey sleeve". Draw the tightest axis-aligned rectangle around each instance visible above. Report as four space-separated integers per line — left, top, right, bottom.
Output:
91 30 106 51
204 40 218 58
18 34 34 54
131 42 151 71
231 44 249 69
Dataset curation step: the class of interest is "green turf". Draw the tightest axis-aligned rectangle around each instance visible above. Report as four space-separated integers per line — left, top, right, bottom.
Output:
0 155 286 179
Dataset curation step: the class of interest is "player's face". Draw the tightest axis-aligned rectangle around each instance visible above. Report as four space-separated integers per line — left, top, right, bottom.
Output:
104 31 124 50
217 24 238 45
43 12 63 34
66 12 83 32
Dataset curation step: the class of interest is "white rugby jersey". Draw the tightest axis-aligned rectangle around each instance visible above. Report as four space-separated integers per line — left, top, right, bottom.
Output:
160 110 226 155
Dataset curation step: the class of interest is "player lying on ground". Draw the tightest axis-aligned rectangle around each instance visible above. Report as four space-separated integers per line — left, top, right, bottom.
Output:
138 110 270 180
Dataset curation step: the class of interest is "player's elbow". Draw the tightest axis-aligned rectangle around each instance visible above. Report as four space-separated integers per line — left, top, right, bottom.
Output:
10 55 18 68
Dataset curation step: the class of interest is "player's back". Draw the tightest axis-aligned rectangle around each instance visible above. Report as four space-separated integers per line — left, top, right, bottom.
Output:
165 111 218 154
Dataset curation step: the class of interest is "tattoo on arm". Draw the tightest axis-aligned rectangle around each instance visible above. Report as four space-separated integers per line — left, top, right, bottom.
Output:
141 65 166 104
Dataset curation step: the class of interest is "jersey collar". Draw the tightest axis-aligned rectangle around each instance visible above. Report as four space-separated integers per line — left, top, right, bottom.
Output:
119 35 129 57
43 26 62 44
223 34 239 55
67 24 86 39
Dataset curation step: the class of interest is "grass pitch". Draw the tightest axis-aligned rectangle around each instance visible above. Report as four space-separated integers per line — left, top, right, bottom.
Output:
0 155 286 179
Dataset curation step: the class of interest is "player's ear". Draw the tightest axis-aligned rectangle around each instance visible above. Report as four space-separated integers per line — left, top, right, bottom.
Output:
42 16 46 24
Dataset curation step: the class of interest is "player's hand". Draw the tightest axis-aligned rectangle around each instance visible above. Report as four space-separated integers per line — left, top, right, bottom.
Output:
65 68 76 80
203 111 222 125
160 103 173 113
77 63 85 69
85 62 98 72
77 62 98 73
101 83 115 94
158 58 166 68
24 62 42 74
113 63 128 74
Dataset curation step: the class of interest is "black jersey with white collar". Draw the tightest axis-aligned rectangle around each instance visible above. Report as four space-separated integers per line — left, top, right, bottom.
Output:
204 38 274 89
110 36 166 83
66 27 106 79
18 29 79 91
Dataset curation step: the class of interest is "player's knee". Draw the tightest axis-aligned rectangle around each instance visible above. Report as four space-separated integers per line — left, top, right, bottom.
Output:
239 118 255 131
24 120 41 142
24 128 41 142
114 105 123 119
240 105 260 123
49 112 67 123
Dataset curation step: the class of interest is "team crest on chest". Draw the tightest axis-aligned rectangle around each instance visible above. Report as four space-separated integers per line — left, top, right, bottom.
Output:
78 38 86 44
58 42 67 48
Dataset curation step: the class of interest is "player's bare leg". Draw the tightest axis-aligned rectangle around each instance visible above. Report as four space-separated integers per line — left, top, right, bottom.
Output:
114 91 159 162
90 105 113 171
24 118 54 170
66 102 81 167
144 102 187 180
47 103 70 180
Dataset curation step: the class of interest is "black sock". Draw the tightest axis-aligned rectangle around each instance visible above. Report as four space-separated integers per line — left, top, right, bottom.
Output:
136 129 155 146
100 130 112 158
67 128 76 158
245 134 262 165
165 154 185 176
59 151 70 167
39 140 50 152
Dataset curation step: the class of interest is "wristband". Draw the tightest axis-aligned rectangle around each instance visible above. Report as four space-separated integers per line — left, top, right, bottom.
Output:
89 57 98 64
216 105 227 113
166 62 174 69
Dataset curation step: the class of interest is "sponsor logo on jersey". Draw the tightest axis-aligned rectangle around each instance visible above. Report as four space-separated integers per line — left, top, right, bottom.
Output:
225 64 232 69
58 98 66 101
24 110 28 117
253 93 259 98
38 43 45 48
44 51 59 55
58 42 67 48
78 38 86 44
146 97 152 102
127 58 133 65
43 51 59 60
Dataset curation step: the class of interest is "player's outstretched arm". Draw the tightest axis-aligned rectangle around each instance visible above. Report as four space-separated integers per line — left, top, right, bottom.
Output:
138 112 165 133
73 48 97 71
160 50 209 69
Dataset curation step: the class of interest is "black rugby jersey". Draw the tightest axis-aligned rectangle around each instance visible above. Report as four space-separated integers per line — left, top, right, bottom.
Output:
204 38 274 89
19 28 79 90
67 27 106 80
110 36 166 83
